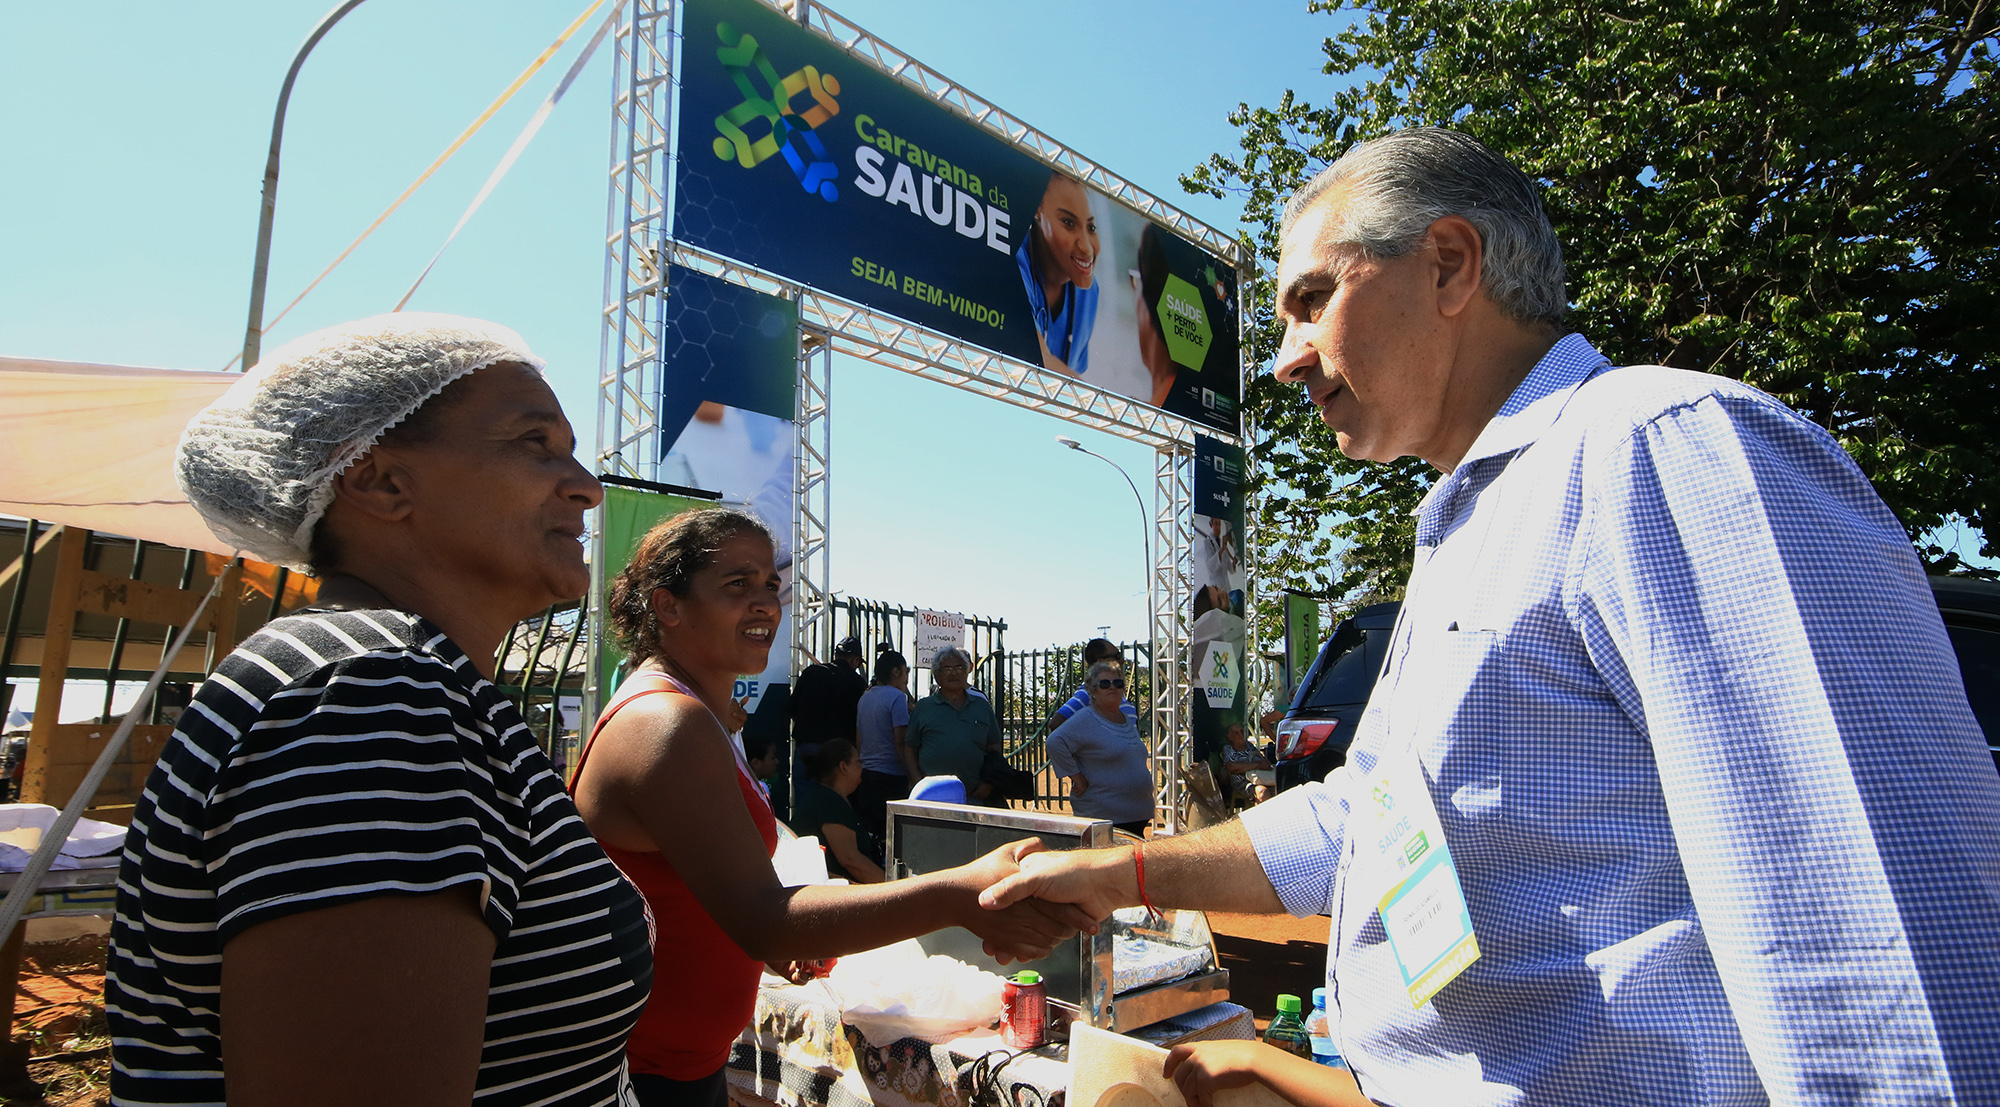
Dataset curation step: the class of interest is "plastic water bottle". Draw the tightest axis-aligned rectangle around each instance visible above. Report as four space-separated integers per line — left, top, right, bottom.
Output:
1262 993 1313 1059
1305 986 1344 1068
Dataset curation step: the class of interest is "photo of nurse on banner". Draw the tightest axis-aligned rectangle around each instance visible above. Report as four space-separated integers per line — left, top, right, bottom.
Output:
1013 171 1241 431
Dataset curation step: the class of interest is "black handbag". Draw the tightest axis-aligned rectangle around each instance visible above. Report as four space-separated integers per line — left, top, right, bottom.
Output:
980 748 1038 801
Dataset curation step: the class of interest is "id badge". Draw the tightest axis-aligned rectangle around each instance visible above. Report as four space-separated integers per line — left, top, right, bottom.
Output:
1361 751 1480 1008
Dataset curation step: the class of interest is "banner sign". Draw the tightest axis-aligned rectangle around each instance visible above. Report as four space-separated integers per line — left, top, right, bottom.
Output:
1283 593 1321 701
650 265 800 740
914 608 967 668
674 0 1242 434
1190 434 1247 758
597 485 716 703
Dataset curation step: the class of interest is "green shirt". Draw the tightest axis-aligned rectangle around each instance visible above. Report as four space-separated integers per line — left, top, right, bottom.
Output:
907 691 1000 790
788 780 877 882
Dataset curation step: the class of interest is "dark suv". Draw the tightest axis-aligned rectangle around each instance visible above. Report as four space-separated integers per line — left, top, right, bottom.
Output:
1273 577 2000 790
1272 601 1399 790
1933 575 2000 771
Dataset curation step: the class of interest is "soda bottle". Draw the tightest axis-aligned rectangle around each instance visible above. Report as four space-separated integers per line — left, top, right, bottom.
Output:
1263 993 1313 1059
1305 987 1344 1068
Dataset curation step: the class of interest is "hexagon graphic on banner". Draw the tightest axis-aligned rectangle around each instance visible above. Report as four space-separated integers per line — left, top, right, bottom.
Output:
1157 273 1212 370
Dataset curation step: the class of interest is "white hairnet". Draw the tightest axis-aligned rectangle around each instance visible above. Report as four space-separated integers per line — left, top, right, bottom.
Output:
176 312 545 570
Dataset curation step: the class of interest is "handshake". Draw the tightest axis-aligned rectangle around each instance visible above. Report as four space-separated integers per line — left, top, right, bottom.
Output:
944 839 1143 963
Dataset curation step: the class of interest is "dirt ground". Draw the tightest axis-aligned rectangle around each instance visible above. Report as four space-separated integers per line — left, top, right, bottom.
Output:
5 935 110 1107
1205 910 1330 1031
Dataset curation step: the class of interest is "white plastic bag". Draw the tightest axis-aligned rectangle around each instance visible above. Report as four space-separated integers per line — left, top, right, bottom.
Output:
0 803 127 871
823 939 1006 1045
771 832 831 886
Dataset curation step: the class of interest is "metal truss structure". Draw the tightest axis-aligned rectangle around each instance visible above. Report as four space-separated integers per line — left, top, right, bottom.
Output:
596 0 676 484
586 0 674 731
1151 446 1195 831
792 328 833 674
783 1 1238 264
664 245 1211 453
598 0 1241 829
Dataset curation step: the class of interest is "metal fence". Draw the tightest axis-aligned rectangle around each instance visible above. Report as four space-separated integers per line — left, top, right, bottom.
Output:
822 596 1007 702
828 597 1156 812
496 594 1170 818
493 600 588 761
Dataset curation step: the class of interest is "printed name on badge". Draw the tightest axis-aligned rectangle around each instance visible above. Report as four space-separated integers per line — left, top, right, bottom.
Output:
1364 754 1481 1008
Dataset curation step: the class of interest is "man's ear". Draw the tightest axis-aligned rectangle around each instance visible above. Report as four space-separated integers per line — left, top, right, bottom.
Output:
649 586 682 630
1428 214 1485 318
327 447 418 523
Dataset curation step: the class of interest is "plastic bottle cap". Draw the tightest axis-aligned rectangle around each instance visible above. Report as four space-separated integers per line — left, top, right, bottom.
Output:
1014 970 1042 985
1312 987 1328 1008
1276 993 1302 1015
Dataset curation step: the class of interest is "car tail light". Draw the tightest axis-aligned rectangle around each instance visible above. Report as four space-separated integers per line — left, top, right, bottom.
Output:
1275 719 1339 761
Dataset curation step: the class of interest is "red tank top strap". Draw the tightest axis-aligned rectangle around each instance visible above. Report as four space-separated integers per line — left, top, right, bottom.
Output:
569 670 771 823
567 670 693 793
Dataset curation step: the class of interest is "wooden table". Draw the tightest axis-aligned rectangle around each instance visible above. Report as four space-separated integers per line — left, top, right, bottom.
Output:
0 862 120 1099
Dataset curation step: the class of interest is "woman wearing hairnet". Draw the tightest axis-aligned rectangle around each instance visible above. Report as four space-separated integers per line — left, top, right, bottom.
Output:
105 315 650 1107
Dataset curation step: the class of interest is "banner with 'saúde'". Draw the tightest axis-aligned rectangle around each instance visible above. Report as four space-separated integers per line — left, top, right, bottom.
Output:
674 0 1242 435
1190 434 1247 759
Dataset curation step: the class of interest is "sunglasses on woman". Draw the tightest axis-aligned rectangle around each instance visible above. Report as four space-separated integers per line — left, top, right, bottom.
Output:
1095 678 1126 689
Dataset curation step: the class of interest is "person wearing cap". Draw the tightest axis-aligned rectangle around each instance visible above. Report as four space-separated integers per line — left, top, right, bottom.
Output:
105 314 650 1107
786 633 867 793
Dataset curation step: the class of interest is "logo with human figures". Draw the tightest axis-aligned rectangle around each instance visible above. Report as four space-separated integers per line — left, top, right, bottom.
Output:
1199 641 1239 708
709 21 842 202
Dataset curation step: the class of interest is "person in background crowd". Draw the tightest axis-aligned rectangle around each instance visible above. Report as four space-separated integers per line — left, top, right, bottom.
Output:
789 634 867 788
981 128 2000 1107
571 509 1089 1107
788 739 885 884
109 314 650 1106
1219 722 1272 807
741 730 781 802
853 647 913 841
1047 661 1154 836
1042 638 1139 736
907 646 1004 802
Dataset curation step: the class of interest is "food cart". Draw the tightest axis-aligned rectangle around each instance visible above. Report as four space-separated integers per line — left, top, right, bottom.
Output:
726 802 1258 1107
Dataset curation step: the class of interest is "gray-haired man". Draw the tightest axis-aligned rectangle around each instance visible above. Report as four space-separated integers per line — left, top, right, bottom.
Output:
983 128 2000 1107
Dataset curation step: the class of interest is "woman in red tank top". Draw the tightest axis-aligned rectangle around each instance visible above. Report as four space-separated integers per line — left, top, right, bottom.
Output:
569 509 1093 1107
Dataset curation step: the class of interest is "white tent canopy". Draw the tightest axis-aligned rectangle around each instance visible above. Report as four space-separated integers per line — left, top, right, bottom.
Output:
0 356 236 555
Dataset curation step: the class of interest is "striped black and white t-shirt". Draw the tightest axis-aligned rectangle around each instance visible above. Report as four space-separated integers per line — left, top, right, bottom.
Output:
106 607 652 1106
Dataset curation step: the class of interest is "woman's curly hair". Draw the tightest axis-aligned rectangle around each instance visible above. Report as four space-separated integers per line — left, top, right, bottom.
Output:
606 507 773 666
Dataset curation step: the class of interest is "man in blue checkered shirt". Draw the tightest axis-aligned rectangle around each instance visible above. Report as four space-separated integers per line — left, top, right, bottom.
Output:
984 128 2000 1106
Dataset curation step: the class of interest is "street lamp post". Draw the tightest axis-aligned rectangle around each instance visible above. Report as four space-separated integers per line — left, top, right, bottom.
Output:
1057 434 1169 824
1055 436 1152 593
239 0 368 372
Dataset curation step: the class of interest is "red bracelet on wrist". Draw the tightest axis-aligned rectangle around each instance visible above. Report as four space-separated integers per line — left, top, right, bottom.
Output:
1134 843 1163 920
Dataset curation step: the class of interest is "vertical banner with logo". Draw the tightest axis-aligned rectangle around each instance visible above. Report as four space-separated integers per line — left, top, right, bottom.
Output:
1191 434 1247 761
1283 593 1320 703
598 485 717 697
653 264 800 745
672 0 1241 434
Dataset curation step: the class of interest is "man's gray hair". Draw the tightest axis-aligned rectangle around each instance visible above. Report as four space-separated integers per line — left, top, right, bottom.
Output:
1281 127 1566 326
930 646 971 679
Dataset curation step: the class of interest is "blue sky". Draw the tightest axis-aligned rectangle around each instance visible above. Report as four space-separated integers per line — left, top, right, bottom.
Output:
1 0 1339 652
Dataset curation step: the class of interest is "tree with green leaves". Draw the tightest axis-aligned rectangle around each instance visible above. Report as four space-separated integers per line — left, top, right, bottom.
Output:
1190 0 1998 636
